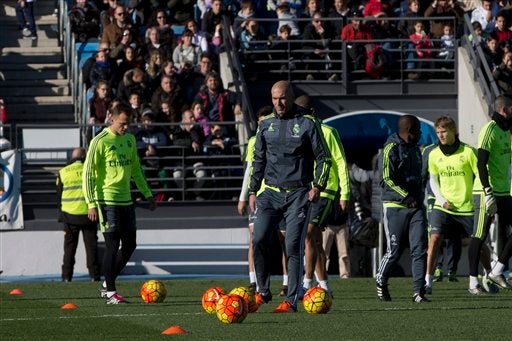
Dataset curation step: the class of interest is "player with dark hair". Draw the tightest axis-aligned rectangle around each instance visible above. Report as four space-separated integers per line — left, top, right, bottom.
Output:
376 115 429 302
83 105 156 304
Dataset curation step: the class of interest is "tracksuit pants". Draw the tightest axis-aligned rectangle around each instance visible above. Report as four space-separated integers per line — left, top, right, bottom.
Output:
253 187 309 308
376 205 427 295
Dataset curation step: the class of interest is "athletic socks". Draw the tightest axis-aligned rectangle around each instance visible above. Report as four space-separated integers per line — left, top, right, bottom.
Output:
249 272 257 284
318 280 329 291
490 262 505 277
469 276 479 289
303 278 312 289
425 274 432 287
282 274 288 286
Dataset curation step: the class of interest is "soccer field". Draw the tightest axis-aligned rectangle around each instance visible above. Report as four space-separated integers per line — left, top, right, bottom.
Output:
1 277 511 340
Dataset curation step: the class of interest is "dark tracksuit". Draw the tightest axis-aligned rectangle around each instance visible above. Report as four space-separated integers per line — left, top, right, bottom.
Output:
376 133 427 295
248 106 330 309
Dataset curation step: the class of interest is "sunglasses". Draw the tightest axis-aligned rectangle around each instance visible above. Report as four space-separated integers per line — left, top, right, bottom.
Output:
116 12 125 16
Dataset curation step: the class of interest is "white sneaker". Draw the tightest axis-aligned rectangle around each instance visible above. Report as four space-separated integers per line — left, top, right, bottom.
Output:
22 28 31 36
106 293 128 304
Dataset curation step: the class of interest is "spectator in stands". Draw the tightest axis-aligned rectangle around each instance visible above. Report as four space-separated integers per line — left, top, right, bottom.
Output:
493 51 512 94
117 45 145 79
151 75 185 118
424 0 464 38
101 5 139 56
112 28 142 60
438 23 455 60
268 24 297 73
303 12 337 80
202 0 226 41
142 27 173 64
483 35 504 70
399 0 422 37
492 13 512 43
82 43 114 90
341 10 374 71
329 0 350 37
471 0 497 33
468 21 490 48
117 68 149 106
300 0 320 32
234 0 256 36
210 22 225 55
240 19 267 76
146 9 175 47
173 29 202 71
135 109 171 201
57 148 100 282
89 80 111 128
364 0 394 18
169 109 207 200
126 0 144 32
146 50 162 83
185 19 209 53
149 59 180 94
179 53 214 102
16 0 37 39
128 92 143 122
191 101 211 137
69 0 100 42
275 3 301 37
155 101 178 127
89 49 117 90
167 0 195 25
268 0 303 16
99 0 119 28
369 13 403 71
193 71 241 126
408 20 434 78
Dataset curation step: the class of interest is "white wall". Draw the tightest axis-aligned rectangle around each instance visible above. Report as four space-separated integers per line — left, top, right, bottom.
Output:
457 48 491 147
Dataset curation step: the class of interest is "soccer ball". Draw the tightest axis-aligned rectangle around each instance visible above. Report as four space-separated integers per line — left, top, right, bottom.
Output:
229 286 258 313
216 294 248 324
302 287 332 314
201 287 226 314
140 280 167 303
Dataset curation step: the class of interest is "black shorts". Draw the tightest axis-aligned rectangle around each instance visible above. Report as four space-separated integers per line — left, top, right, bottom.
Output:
309 197 332 228
99 204 136 233
429 208 472 237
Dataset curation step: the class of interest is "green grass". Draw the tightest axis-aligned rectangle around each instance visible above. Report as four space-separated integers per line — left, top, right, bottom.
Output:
1 277 511 340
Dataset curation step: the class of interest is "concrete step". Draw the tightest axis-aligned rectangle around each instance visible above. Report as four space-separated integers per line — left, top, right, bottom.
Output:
2 46 62 54
0 64 66 80
8 95 72 104
0 36 60 48
9 103 74 122
0 78 68 86
0 54 63 63
1 84 69 96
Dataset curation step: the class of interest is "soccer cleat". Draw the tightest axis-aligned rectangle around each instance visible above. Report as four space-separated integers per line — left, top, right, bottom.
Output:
412 293 430 303
106 293 128 304
487 273 512 290
447 272 458 282
468 285 488 296
376 283 392 302
272 300 296 313
279 285 288 297
99 285 107 298
257 290 272 305
482 276 499 294
433 268 443 282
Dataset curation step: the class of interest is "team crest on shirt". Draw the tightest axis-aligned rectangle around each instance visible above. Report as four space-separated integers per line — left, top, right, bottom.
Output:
268 123 274 132
291 124 300 137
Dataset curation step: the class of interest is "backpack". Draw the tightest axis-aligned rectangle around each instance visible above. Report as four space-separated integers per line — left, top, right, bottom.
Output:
349 216 379 248
364 44 385 79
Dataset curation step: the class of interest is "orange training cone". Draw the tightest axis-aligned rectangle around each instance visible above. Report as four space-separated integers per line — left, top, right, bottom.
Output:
61 303 78 309
161 325 188 335
9 288 23 295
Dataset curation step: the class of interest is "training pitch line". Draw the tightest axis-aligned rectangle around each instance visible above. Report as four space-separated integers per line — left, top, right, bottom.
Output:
2 305 511 322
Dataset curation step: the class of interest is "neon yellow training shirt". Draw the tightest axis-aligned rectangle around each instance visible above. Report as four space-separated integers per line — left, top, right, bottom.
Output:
82 127 152 207
428 142 478 215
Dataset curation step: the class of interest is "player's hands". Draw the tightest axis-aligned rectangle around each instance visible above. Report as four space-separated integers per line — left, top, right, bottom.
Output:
483 187 497 216
442 201 454 210
248 193 256 213
88 207 98 221
339 200 348 213
147 197 157 211
308 187 320 202
237 200 247 216
403 196 417 208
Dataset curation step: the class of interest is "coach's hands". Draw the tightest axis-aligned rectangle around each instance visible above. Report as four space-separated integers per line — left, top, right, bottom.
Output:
308 187 320 203
147 197 157 211
237 200 247 216
249 193 256 213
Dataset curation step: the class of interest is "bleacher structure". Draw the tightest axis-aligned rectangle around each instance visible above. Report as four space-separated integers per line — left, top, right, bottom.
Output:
0 0 502 278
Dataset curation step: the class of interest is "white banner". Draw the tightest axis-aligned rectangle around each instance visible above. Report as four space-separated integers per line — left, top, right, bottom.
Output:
0 149 24 230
